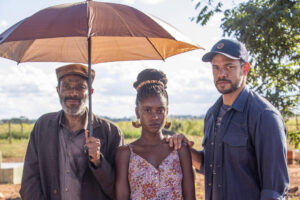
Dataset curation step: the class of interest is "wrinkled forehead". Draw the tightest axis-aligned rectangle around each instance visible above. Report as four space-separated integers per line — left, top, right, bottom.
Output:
59 74 88 84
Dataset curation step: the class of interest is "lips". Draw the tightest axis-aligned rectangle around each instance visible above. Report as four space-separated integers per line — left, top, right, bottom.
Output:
65 99 80 104
64 97 81 105
217 79 231 86
149 123 162 128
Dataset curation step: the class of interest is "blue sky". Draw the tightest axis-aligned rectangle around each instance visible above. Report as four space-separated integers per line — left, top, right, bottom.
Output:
0 0 233 119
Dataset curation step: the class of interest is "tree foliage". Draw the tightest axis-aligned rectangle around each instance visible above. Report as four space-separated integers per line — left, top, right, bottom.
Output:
192 0 300 119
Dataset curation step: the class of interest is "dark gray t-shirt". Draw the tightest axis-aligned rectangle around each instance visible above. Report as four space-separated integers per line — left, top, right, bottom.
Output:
212 104 231 200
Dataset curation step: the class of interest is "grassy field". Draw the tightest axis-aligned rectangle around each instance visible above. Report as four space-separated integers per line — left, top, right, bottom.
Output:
0 119 204 159
0 116 298 159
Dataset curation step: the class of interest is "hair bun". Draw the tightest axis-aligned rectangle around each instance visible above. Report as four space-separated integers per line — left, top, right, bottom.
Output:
133 68 168 89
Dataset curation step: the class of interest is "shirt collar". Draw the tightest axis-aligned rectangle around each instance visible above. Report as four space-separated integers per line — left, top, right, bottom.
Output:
231 86 249 112
211 86 249 116
59 108 89 130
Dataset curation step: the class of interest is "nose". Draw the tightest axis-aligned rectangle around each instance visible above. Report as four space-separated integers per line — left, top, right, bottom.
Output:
151 112 159 120
218 68 228 78
69 87 80 96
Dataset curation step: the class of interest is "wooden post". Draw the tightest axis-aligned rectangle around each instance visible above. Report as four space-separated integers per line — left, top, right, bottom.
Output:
8 120 12 144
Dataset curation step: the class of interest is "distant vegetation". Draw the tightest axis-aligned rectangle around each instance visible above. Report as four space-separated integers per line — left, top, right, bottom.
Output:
0 118 205 159
0 116 298 149
0 118 205 140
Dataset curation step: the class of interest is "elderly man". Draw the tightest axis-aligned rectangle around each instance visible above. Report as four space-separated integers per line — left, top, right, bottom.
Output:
168 39 289 200
20 64 123 200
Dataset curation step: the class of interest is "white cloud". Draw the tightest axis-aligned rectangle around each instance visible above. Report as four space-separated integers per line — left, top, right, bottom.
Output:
121 0 135 5
0 50 219 120
0 20 7 27
138 0 165 5
0 20 8 27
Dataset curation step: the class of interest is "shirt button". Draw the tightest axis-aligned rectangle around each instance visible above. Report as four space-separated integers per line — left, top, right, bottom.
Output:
208 183 212 186
218 184 222 188
66 170 70 174
211 142 214 145
210 164 213 167
53 189 57 194
65 188 69 192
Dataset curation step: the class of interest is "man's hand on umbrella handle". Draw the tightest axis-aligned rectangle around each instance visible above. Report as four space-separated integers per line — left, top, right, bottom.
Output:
165 133 194 150
84 130 101 167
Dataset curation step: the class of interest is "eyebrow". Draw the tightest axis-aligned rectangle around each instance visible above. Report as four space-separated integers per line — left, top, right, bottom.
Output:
224 62 235 66
212 62 235 67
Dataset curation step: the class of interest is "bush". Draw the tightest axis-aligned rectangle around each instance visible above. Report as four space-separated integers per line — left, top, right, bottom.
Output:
0 123 32 140
170 119 204 137
287 130 300 149
116 121 141 139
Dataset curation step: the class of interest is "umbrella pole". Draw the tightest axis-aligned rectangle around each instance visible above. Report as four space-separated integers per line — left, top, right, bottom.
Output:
88 37 93 137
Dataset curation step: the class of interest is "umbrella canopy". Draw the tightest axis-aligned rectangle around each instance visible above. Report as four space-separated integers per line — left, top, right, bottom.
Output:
0 1 201 136
0 1 200 63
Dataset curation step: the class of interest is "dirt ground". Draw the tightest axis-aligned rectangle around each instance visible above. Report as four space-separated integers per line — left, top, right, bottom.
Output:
0 162 299 200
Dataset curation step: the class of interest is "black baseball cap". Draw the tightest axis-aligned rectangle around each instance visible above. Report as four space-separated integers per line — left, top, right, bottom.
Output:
202 39 248 62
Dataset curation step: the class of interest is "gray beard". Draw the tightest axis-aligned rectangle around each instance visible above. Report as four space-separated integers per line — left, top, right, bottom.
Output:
59 97 87 116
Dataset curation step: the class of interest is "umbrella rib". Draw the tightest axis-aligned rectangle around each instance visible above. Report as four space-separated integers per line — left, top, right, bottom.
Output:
103 4 135 37
146 37 165 61
18 40 36 63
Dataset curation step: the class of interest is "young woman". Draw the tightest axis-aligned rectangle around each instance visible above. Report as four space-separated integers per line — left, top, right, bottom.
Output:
115 68 195 200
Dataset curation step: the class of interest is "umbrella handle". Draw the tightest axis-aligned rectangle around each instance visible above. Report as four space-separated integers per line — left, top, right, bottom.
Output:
88 37 93 137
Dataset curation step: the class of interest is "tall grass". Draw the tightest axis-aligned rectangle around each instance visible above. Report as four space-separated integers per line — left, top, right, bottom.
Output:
1 117 298 159
0 123 33 139
0 119 205 140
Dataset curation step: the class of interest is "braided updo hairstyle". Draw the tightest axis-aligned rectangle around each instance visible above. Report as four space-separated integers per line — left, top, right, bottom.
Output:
133 68 168 106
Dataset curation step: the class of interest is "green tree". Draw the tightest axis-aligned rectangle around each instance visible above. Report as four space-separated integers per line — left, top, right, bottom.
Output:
192 0 300 119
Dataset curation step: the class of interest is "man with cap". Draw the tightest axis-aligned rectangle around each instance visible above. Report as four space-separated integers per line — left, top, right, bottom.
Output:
167 39 289 199
20 64 123 200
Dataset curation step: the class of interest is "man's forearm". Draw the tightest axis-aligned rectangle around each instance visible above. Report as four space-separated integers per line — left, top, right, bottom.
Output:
190 148 202 170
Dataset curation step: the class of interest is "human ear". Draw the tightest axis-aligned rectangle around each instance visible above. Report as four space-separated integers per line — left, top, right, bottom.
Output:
243 62 250 75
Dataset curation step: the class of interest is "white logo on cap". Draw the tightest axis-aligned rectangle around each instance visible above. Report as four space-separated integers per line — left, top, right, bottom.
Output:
217 43 224 49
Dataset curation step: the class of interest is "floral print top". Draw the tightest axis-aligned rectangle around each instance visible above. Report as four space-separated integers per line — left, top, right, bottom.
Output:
128 144 183 200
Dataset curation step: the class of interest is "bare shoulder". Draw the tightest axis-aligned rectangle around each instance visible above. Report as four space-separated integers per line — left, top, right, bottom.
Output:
116 145 131 162
117 145 130 155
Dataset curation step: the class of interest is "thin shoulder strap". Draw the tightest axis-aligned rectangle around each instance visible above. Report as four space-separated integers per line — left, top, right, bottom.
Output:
128 143 133 152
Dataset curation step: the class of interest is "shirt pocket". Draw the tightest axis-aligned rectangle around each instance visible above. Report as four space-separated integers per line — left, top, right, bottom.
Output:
223 133 248 163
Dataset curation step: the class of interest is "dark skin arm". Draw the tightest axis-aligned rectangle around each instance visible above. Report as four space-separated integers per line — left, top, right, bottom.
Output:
190 148 202 171
178 144 196 200
166 134 202 171
84 130 101 167
115 146 131 200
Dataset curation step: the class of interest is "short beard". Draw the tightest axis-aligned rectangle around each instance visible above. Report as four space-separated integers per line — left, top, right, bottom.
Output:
59 95 87 116
215 77 243 94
